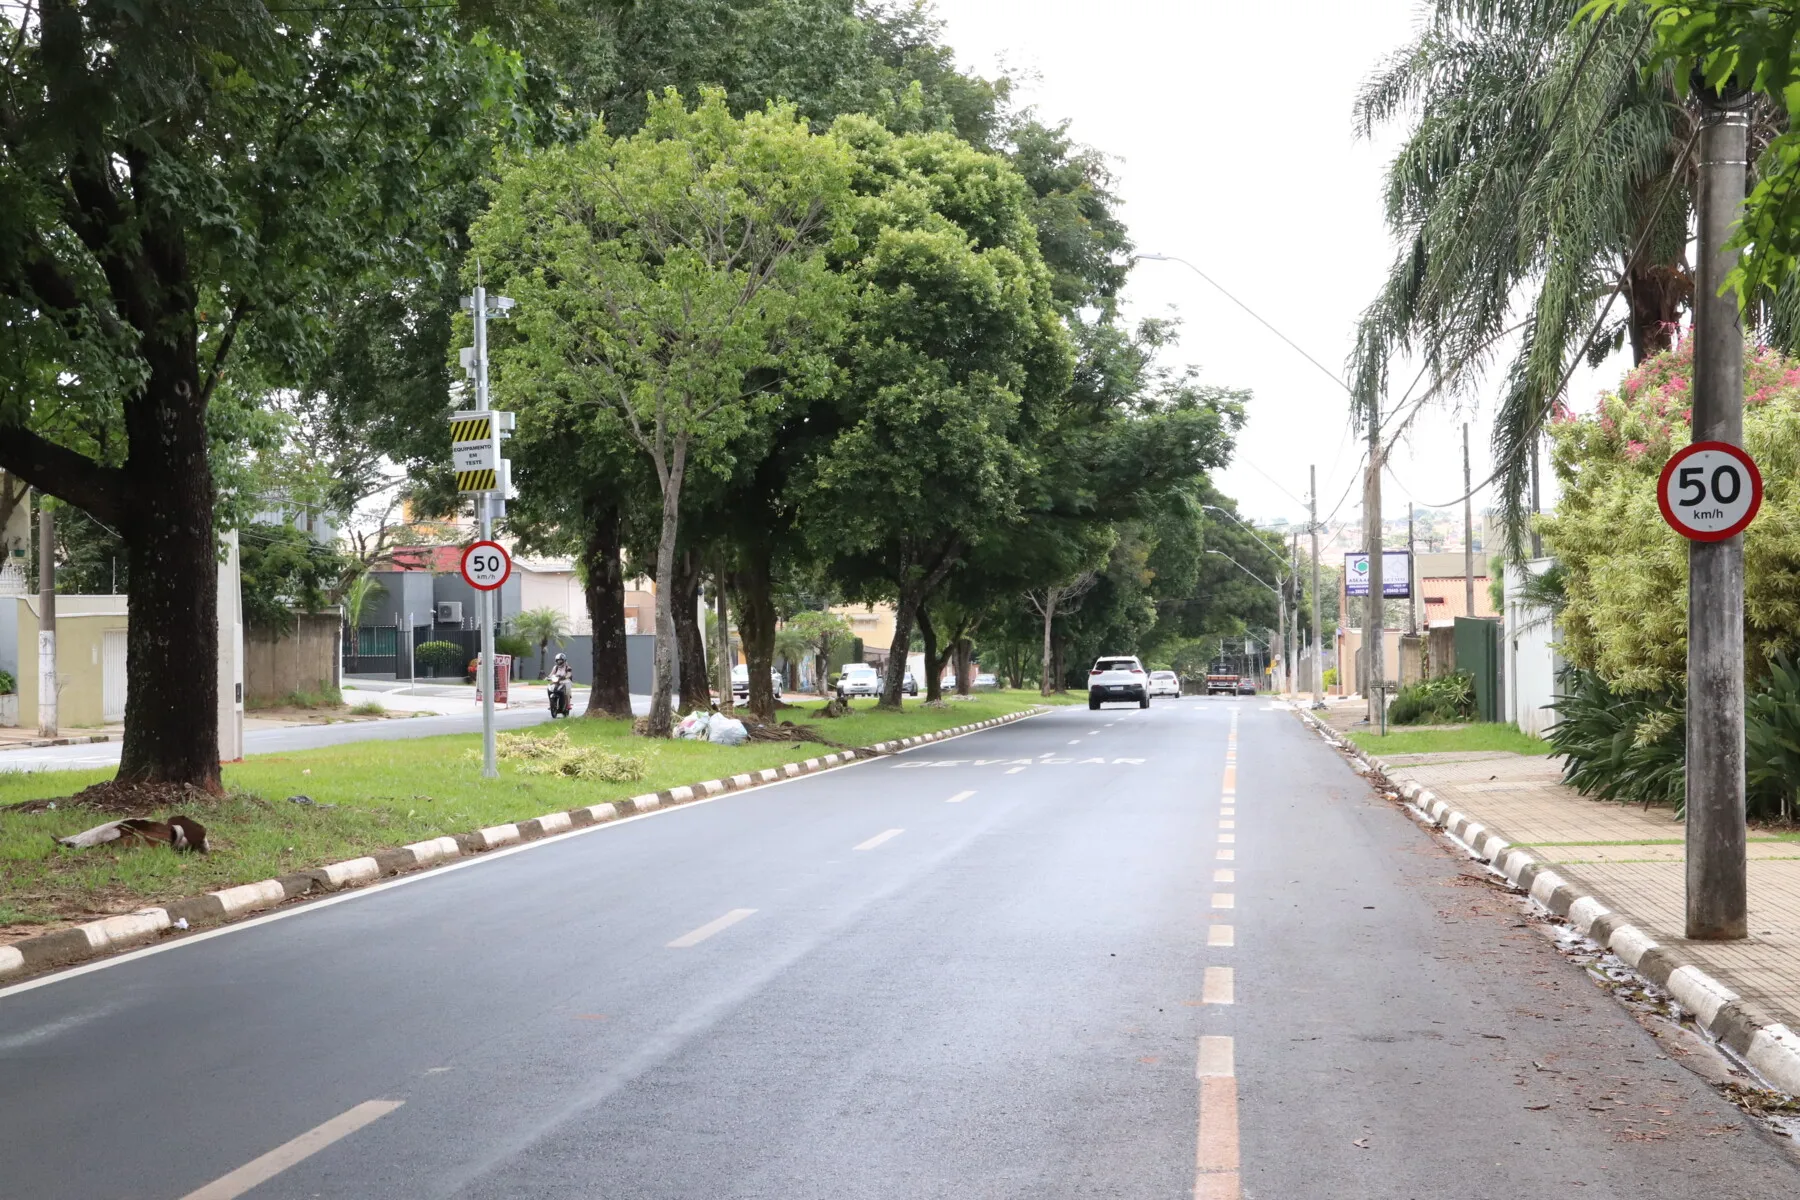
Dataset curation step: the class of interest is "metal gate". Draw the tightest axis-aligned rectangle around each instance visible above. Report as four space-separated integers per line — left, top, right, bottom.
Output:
102 629 127 723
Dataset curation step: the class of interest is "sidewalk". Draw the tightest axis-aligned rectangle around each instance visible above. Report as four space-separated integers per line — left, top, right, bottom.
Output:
1309 698 1800 1089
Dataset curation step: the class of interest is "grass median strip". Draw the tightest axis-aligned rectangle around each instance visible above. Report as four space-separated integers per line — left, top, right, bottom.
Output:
0 693 1046 929
1345 723 1551 756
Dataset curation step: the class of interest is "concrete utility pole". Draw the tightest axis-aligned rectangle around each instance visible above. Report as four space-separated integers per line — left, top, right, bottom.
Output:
472 282 498 779
1310 464 1323 709
1463 424 1475 619
1687 87 1751 941
1406 509 1418 636
1288 532 1300 697
1364 399 1384 720
37 502 55 737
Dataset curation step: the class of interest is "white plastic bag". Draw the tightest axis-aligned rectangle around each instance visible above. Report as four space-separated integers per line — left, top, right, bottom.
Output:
708 716 748 746
676 711 712 740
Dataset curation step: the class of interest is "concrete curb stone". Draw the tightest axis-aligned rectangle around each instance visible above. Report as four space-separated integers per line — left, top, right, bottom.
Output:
0 704 1048 983
1289 703 1800 1099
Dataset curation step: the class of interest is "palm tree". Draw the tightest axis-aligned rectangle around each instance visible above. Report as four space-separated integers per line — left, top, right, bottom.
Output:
1350 1 1707 549
342 573 387 663
513 607 570 681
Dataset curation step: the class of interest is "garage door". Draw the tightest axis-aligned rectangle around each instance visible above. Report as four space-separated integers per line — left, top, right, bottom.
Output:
102 629 127 723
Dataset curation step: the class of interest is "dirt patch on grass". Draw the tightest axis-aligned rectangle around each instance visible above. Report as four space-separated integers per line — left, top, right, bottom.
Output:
5 779 219 817
744 720 843 746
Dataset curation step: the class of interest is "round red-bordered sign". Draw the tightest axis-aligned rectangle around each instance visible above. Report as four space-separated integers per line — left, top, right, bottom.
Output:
1657 440 1763 543
460 540 512 590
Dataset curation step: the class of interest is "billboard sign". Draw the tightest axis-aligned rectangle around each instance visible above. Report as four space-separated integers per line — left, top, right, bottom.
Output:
1344 550 1412 598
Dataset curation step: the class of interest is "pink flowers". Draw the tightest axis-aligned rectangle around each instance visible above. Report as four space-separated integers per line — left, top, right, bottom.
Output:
1625 439 1649 461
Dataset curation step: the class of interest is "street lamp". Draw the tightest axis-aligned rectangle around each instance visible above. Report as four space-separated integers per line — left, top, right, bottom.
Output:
1202 505 1292 575
1207 550 1289 695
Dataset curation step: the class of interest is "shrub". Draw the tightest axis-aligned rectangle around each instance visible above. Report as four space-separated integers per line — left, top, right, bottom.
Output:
414 640 465 673
1323 667 1339 688
1546 667 1687 811
495 632 534 663
0 669 13 695
1388 672 1476 725
1747 653 1800 823
490 729 647 781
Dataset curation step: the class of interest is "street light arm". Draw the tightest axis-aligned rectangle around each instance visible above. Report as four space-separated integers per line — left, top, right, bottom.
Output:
1206 549 1280 596
1202 505 1293 574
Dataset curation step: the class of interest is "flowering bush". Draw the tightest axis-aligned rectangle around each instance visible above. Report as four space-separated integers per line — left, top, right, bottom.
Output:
1542 336 1800 691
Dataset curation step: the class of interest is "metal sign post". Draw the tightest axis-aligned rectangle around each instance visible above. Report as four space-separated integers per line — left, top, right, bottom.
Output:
458 283 515 780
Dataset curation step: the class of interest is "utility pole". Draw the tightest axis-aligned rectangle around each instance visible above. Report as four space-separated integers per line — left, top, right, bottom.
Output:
1364 398 1384 720
1287 532 1300 697
472 281 498 779
1310 465 1323 709
1406 509 1418 636
1463 424 1475 619
1688 86 1751 940
37 501 55 737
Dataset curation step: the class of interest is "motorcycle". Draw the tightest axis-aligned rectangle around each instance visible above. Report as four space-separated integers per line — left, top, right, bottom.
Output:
548 675 573 719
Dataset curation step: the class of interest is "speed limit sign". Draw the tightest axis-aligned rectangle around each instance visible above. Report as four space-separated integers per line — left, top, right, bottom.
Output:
1658 441 1763 542
460 540 512 590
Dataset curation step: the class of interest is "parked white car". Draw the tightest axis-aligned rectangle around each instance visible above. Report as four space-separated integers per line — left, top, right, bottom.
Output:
1148 670 1181 698
1088 655 1150 709
836 662 881 700
731 664 783 701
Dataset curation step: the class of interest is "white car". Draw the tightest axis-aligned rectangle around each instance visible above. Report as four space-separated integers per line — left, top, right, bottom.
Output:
836 662 881 699
1148 670 1181 698
731 663 783 701
1088 655 1151 709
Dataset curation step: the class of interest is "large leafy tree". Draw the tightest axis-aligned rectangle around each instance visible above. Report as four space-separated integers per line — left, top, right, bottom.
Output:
798 116 1074 709
474 91 855 734
0 2 516 786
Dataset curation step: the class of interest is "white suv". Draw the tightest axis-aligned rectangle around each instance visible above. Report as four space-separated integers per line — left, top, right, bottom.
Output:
1088 656 1151 709
836 662 881 700
1148 670 1181 698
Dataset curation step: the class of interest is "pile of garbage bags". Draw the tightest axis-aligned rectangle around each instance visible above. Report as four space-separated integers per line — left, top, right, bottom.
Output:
675 710 748 746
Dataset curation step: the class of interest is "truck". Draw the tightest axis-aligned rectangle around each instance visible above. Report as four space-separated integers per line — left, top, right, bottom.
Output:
1205 666 1240 696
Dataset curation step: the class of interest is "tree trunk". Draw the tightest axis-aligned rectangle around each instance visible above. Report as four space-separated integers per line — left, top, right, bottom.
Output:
733 544 779 722
919 605 944 703
1037 586 1061 697
647 460 685 736
117 351 221 787
581 499 633 718
673 547 711 713
1051 633 1066 694
1624 259 1691 365
713 555 734 717
954 635 973 696
880 586 925 710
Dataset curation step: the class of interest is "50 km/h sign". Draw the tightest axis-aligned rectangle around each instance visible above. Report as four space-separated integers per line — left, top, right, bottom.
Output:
460 540 512 591
1658 440 1763 542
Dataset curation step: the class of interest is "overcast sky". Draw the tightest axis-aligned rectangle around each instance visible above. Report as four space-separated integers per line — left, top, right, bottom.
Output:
930 0 1624 530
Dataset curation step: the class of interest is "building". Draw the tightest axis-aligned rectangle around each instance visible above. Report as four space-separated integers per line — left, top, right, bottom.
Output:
832 602 895 664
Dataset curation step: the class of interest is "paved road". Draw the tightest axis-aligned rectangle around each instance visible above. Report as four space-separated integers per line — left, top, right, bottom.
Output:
0 695 651 773
2 699 1795 1198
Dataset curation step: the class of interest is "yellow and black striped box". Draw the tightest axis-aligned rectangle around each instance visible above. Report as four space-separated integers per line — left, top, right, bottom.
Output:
449 414 493 444
456 468 498 493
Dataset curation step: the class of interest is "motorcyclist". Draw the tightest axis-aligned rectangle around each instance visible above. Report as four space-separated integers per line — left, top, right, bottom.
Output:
549 653 575 717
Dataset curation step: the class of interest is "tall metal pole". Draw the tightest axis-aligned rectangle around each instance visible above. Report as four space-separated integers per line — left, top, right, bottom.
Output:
37 502 55 737
1687 89 1750 940
474 283 497 779
1406 509 1417 636
1287 533 1299 697
1463 424 1475 619
1364 400 1384 719
1310 465 1323 708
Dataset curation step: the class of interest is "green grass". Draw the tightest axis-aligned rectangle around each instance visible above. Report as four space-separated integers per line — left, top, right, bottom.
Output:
0 692 1046 924
1345 723 1551 756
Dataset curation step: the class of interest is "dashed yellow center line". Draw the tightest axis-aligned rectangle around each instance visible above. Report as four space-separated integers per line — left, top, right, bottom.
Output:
1195 1035 1241 1198
1218 833 1235 844
1217 849 1235 861
1213 869 1234 883
1202 966 1234 1005
1211 893 1235 910
1208 924 1234 947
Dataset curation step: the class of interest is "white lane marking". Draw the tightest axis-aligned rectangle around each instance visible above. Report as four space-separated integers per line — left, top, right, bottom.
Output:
1214 869 1234 883
1219 820 1235 829
1208 924 1234 947
1196 1035 1234 1078
1218 833 1235 844
1216 849 1235 861
1087 730 1100 735
1005 766 1026 774
667 908 757 948
853 829 905 852
179 1099 404 1200
945 790 975 804
1068 739 1081 745
1221 807 1235 817
1202 966 1235 1005
1212 893 1235 909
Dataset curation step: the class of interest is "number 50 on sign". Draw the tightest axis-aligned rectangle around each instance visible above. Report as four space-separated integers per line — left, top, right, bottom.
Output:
1658 440 1763 542
460 540 512 590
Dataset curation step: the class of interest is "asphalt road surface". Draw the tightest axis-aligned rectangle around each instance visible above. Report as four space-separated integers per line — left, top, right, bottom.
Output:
2 699 1796 1198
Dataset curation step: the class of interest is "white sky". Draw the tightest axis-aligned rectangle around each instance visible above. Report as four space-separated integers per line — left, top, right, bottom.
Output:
930 0 1626 530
